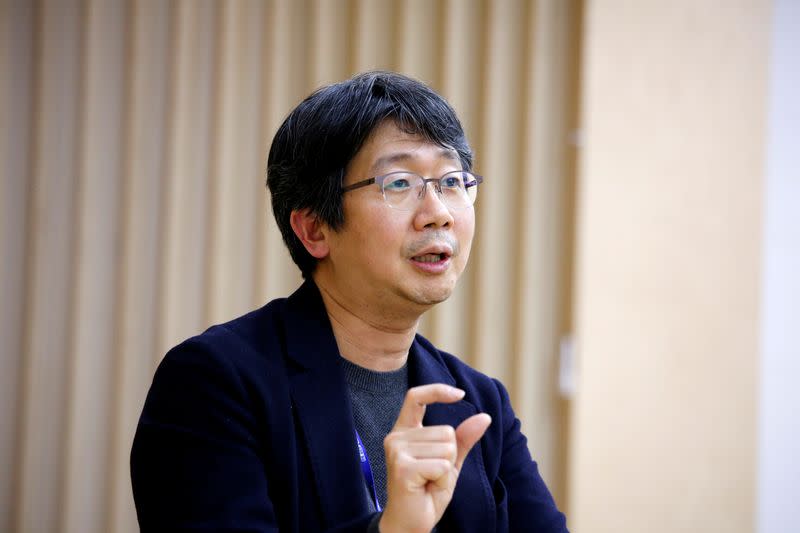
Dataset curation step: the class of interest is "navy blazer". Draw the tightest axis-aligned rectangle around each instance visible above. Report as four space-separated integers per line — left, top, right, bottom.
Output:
131 281 567 532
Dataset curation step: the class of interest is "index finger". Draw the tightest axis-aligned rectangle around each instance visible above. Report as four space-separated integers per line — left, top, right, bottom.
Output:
393 384 465 429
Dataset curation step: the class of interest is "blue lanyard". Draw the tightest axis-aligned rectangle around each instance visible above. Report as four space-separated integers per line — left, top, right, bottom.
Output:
354 429 382 512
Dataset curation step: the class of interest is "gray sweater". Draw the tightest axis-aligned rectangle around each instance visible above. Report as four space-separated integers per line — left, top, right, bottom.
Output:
340 357 409 511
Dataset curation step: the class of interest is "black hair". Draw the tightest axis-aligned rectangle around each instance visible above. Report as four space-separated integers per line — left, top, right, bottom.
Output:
266 71 473 278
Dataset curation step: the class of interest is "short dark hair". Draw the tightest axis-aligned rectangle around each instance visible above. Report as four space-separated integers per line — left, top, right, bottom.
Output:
266 71 473 278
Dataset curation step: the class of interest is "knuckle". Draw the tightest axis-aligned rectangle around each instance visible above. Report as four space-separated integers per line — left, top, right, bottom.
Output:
384 434 400 457
445 441 457 458
384 431 399 448
436 459 452 473
393 457 413 478
442 425 456 441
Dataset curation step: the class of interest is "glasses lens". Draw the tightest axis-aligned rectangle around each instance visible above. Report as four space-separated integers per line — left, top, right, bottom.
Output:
382 173 422 209
439 171 478 208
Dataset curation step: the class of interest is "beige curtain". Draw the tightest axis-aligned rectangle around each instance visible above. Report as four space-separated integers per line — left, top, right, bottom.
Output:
0 1 580 531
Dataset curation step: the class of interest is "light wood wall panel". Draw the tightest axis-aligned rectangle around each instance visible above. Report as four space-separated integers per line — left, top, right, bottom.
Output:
1 1 580 531
569 1 770 531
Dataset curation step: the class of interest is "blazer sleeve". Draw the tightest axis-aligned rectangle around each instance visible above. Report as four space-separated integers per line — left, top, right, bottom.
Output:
493 378 569 532
130 340 281 532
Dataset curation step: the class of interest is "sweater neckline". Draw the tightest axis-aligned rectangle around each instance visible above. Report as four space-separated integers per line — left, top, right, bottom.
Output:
339 357 409 393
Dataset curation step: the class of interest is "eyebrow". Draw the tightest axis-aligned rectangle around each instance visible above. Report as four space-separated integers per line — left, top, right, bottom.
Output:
369 148 460 176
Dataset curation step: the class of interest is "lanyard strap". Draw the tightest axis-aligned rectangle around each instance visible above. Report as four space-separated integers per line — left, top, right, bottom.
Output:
354 429 382 512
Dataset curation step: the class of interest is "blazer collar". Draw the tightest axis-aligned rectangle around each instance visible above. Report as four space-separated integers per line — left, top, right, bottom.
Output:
283 280 340 371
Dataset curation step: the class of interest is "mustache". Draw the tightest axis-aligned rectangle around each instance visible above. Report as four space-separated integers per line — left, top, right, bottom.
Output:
403 231 459 257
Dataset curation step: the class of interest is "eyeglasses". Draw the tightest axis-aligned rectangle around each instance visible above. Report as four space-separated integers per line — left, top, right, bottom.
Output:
341 171 483 211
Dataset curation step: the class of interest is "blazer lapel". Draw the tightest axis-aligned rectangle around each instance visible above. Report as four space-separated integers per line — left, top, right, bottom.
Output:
410 340 496 533
283 282 371 527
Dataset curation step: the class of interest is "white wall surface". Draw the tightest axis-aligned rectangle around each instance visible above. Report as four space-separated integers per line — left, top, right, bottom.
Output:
757 1 800 532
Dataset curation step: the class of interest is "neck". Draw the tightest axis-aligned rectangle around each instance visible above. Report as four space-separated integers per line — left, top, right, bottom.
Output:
314 277 419 372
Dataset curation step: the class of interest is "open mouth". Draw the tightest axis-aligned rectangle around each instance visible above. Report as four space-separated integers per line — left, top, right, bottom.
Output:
412 253 448 263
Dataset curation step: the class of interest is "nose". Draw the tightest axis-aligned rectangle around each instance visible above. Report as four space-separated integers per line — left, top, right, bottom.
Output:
414 181 454 229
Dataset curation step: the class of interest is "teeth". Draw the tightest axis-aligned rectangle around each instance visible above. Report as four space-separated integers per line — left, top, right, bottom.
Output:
415 253 443 263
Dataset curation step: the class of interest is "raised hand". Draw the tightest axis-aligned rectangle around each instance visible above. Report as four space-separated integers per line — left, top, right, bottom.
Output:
378 384 492 533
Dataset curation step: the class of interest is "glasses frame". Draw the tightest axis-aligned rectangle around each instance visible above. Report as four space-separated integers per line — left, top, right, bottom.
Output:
341 170 484 210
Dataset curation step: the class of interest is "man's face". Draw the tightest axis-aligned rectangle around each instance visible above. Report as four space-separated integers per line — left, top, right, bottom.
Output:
318 120 475 316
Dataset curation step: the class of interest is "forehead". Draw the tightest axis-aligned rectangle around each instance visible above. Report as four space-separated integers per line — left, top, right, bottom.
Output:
349 120 460 178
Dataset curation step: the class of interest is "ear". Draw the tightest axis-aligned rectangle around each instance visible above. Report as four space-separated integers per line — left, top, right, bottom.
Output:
290 208 330 260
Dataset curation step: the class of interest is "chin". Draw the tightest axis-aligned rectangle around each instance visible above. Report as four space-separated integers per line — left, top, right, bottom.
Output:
407 282 455 307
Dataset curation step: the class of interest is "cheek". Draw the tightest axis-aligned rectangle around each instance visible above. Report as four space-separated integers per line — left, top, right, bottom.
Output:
371 225 405 260
455 212 475 250
357 209 407 264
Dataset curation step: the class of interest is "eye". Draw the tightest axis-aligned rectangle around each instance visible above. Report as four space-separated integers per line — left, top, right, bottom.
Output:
384 176 413 191
441 174 465 189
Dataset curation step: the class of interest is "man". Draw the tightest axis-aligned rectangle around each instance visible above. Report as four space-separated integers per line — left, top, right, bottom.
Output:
131 71 567 532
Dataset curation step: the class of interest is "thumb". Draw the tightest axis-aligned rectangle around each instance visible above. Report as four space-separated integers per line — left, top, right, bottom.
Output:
454 413 491 470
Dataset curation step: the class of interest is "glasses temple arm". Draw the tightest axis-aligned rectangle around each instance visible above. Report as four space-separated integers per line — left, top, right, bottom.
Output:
341 178 376 193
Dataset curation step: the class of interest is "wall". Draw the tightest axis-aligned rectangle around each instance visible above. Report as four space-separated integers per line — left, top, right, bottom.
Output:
757 0 800 531
569 1 770 532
